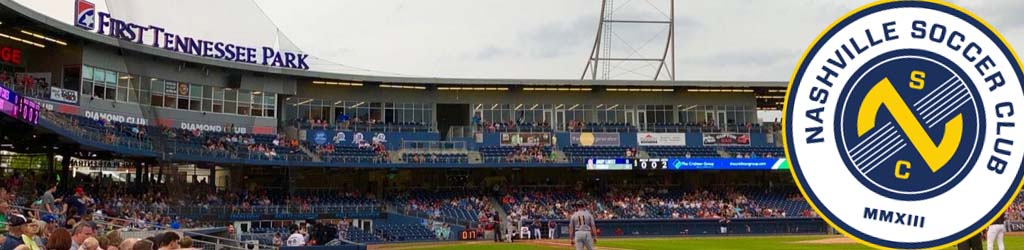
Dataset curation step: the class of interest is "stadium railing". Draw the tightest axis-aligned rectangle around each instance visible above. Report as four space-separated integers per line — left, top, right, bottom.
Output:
586 217 828 237
161 204 384 220
388 204 480 229
400 140 467 153
41 111 315 163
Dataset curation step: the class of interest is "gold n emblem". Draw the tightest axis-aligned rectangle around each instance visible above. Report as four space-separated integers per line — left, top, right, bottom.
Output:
856 74 963 174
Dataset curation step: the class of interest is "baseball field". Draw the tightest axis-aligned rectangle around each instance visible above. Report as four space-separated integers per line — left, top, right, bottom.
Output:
368 234 1024 250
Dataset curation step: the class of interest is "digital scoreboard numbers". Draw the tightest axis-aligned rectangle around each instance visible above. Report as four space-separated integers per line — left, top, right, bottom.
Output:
0 85 40 125
586 157 790 171
633 158 668 170
18 97 39 125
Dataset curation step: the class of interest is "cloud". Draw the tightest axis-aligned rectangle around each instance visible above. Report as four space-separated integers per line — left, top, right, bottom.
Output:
686 49 793 68
521 16 597 59
466 46 516 61
252 0 1024 81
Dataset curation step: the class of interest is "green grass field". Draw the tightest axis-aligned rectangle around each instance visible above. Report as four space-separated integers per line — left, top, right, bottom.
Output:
369 235 1024 250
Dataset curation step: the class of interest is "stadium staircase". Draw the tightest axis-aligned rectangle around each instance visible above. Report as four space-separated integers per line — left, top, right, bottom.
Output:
552 149 568 163
489 196 509 223
300 144 323 162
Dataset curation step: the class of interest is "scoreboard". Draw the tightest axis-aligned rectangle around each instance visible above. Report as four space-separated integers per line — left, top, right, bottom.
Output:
586 158 633 170
587 157 789 170
0 85 40 125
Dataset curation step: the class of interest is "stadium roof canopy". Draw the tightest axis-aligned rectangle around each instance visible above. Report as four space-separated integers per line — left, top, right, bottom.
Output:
0 0 786 88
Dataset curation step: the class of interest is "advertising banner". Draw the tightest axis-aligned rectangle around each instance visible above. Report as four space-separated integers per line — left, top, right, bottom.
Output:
15 0 313 70
177 82 190 96
702 132 751 146
499 132 551 146
666 158 787 170
636 132 686 146
1008 221 1024 232
49 87 79 104
570 132 620 146
165 82 178 95
305 130 389 146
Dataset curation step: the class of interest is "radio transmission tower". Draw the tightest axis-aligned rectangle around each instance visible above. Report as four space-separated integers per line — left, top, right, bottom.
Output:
582 0 676 81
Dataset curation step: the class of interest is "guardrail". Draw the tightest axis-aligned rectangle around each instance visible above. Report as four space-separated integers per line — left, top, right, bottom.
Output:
451 124 780 134
401 140 467 153
389 203 479 229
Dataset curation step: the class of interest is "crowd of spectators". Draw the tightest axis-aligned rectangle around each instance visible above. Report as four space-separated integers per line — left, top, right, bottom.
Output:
503 145 554 163
731 152 778 158
473 115 550 133
0 170 220 250
501 188 591 221
293 114 429 132
601 187 794 220
0 71 49 100
398 193 491 222
498 185 807 221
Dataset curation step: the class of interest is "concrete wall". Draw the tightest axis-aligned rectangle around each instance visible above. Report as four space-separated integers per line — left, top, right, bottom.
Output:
82 43 297 94
15 41 83 90
36 97 277 134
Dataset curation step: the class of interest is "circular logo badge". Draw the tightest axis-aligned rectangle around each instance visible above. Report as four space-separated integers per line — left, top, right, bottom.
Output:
784 1 1024 249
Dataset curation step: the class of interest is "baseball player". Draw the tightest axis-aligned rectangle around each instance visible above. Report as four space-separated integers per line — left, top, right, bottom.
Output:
987 212 1007 250
569 201 597 250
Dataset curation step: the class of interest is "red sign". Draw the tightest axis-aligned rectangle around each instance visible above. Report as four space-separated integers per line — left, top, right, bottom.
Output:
0 46 22 65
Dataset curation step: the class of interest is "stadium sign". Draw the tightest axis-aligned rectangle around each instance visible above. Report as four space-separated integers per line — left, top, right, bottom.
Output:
636 132 686 146
0 45 22 65
665 158 787 170
49 87 78 104
702 132 750 146
73 0 310 70
570 132 620 146
586 157 789 171
784 1 1024 249
499 132 551 146
83 110 147 125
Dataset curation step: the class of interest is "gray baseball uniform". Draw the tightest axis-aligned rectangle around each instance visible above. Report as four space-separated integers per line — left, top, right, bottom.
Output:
570 210 596 250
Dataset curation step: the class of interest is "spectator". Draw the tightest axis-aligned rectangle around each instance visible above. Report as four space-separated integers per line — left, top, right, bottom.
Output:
81 237 98 250
40 186 57 214
45 229 71 250
117 239 137 250
69 223 95 250
155 232 178 250
271 234 282 247
0 214 28 250
20 219 44 250
176 237 191 249
286 225 305 246
129 240 152 250
0 201 10 232
103 231 122 250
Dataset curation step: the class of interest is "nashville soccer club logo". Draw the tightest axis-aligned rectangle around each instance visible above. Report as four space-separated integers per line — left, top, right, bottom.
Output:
785 1 1024 249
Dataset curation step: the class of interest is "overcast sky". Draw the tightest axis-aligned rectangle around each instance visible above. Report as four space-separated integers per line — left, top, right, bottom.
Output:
249 0 1024 81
